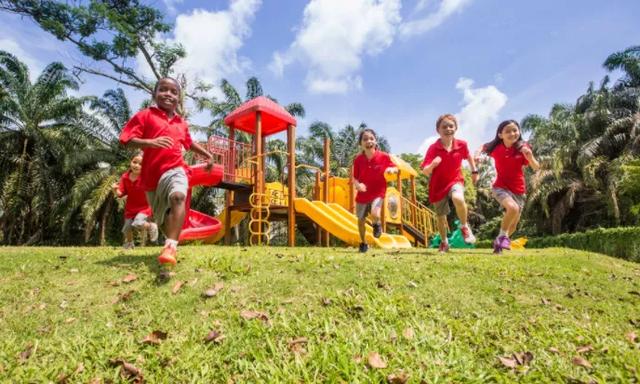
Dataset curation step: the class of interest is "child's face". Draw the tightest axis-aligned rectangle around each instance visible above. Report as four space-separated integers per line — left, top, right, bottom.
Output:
360 131 377 150
498 123 520 146
154 79 180 113
130 155 142 174
437 119 457 138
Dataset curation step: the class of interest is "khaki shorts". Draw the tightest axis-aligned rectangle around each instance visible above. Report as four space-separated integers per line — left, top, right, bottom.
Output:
122 212 149 234
492 187 525 211
146 167 189 228
355 197 384 220
432 183 464 216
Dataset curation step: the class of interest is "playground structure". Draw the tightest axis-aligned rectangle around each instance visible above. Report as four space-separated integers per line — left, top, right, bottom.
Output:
180 96 439 248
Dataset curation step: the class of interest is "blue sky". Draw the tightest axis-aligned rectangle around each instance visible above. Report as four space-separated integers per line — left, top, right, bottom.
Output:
1 0 638 154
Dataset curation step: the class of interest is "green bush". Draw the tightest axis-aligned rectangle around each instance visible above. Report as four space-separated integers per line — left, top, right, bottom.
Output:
477 227 640 262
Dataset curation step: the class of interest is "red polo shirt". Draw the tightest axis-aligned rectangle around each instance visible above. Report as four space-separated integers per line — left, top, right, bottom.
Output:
490 142 530 194
421 138 470 203
353 151 395 204
118 171 151 219
119 107 192 191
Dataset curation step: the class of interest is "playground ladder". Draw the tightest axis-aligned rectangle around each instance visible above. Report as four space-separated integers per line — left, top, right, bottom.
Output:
249 192 271 246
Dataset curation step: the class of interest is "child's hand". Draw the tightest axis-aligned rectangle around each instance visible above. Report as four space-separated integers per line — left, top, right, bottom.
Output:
356 182 367 192
112 183 121 197
520 145 533 159
385 167 398 174
149 136 174 149
431 156 442 167
204 155 215 171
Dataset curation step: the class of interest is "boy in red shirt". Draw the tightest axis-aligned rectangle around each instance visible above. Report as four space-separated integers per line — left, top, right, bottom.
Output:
477 120 540 253
112 153 158 249
119 77 215 266
421 114 478 253
352 128 398 253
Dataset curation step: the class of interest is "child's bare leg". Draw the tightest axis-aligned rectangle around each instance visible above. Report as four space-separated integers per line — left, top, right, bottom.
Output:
124 229 133 243
451 192 468 225
499 197 520 235
163 192 186 240
370 206 381 224
437 215 448 242
358 219 366 243
507 210 521 237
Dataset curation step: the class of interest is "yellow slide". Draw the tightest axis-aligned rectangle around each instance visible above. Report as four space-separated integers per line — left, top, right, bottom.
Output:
294 198 411 249
204 208 247 244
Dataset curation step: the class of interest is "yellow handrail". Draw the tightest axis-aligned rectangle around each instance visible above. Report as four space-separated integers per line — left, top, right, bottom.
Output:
400 196 437 243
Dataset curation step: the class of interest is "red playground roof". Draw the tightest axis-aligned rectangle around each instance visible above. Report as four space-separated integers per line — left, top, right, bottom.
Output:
224 96 296 136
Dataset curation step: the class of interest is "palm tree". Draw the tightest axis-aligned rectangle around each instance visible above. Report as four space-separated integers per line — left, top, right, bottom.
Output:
603 45 640 87
59 89 135 244
0 50 86 244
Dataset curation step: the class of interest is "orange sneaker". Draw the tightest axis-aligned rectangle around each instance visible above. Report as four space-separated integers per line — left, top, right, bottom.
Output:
158 246 177 266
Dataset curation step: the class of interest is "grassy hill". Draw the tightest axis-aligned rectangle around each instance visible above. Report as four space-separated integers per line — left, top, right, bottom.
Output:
0 246 638 382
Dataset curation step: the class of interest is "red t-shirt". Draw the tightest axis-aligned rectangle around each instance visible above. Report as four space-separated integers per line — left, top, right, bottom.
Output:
118 171 151 219
421 138 470 203
489 142 530 194
352 151 395 204
119 107 192 191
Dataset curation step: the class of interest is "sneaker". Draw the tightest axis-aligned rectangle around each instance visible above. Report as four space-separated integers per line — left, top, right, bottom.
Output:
372 223 382 238
493 238 502 254
359 243 368 253
461 226 476 244
148 223 159 243
158 246 177 266
498 235 511 250
438 242 449 254
123 241 134 250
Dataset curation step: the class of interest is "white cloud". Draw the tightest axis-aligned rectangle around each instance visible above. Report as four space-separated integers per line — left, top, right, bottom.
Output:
138 0 261 93
416 77 507 154
399 0 472 38
0 38 42 78
417 134 440 155
163 0 184 14
269 0 401 94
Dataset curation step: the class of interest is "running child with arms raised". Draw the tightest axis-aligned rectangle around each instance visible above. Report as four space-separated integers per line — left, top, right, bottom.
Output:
119 77 215 266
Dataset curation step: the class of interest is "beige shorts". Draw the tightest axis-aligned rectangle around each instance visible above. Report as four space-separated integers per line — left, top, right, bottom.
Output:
122 212 150 234
355 197 384 220
492 188 525 211
145 167 189 228
432 183 465 216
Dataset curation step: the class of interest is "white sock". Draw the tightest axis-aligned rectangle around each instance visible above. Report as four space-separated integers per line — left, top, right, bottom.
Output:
164 239 178 249
498 229 508 237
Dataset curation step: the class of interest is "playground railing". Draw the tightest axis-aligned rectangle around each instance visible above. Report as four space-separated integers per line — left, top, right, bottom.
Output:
207 135 254 184
400 196 437 242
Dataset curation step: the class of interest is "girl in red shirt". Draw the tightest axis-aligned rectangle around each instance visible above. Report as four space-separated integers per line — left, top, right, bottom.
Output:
119 77 215 266
477 120 540 254
112 153 158 249
421 114 478 253
352 128 398 253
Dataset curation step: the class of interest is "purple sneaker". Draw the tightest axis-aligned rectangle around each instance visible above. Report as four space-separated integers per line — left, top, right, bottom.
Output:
498 235 511 250
493 238 502 254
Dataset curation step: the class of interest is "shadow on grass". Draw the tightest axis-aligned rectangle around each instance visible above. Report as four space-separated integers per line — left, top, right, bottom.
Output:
96 252 175 286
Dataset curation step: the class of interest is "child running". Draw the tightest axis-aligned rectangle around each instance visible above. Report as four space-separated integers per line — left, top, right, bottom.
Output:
421 114 478 253
352 128 398 253
119 77 215 266
112 152 158 249
477 120 540 254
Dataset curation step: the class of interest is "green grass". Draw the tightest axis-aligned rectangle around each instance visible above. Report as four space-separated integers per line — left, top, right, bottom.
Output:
0 246 639 383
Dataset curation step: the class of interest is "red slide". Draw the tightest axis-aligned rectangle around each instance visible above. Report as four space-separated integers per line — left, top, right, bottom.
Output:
178 163 224 242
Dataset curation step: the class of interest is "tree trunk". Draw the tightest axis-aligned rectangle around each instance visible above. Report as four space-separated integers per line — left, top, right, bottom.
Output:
99 198 113 246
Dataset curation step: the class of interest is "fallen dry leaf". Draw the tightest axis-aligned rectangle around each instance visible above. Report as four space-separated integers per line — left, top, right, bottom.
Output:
541 297 551 305
321 298 333 306
240 310 269 322
56 372 70 384
203 282 224 298
112 290 136 304
625 331 637 343
64 317 76 324
576 344 594 354
548 347 560 354
288 337 308 354
88 378 102 384
353 354 363 364
204 330 225 344
572 356 592 369
387 372 409 384
110 359 144 382
141 330 168 345
171 281 184 294
498 356 517 369
122 274 137 283
367 352 387 369
18 343 33 363
188 278 199 287
402 327 415 340
75 363 84 374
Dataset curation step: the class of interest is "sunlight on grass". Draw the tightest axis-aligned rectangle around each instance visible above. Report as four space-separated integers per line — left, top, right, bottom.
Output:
0 246 638 382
